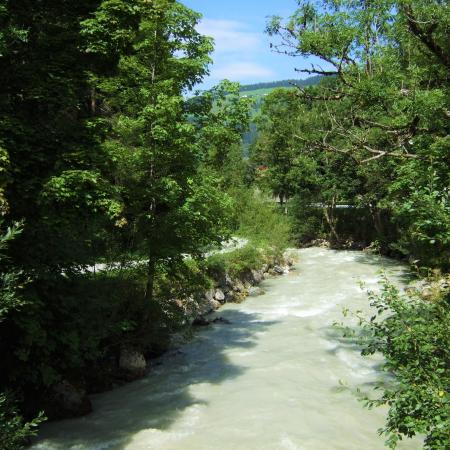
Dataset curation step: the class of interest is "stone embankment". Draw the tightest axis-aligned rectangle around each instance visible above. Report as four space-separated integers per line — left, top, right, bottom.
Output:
194 252 294 320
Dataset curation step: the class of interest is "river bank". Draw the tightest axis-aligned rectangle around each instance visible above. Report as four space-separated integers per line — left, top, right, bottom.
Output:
40 246 295 421
32 248 422 450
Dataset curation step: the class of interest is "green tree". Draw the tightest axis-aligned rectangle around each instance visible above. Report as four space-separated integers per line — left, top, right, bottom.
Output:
266 0 449 267
88 0 233 303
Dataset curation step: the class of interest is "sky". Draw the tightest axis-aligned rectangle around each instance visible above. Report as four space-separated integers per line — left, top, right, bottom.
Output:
182 0 315 89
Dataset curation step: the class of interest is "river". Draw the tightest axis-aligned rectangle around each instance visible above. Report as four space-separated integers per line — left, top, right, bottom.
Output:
32 248 422 450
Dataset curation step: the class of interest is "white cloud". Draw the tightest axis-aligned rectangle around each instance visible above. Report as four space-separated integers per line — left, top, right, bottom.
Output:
211 62 275 81
197 19 261 54
195 18 275 86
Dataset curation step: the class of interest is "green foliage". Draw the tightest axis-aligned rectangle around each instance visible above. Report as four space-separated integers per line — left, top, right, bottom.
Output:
265 3 449 447
0 392 45 450
234 188 292 253
0 0 242 432
261 0 449 265
239 77 321 93
353 280 450 449
192 80 253 181
206 245 265 279
0 222 27 322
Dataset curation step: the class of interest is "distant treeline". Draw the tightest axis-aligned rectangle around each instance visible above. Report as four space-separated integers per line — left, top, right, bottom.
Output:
240 76 322 92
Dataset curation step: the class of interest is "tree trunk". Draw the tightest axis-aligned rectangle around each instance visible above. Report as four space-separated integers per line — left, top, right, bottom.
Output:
370 206 385 238
325 196 339 243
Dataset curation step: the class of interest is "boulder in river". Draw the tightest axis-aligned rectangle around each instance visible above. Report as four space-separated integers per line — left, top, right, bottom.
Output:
210 299 222 310
273 265 285 275
119 348 147 380
50 381 92 419
248 286 265 296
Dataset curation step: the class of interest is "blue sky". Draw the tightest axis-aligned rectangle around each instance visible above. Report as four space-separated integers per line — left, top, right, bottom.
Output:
182 0 314 89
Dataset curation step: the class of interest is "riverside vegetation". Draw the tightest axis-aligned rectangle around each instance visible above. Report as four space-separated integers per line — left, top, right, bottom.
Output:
0 1 449 449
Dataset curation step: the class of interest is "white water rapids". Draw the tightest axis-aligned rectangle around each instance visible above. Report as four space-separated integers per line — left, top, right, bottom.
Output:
32 248 422 450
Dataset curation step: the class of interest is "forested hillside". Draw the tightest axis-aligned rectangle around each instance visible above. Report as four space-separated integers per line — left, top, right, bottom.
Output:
240 76 322 93
240 77 323 149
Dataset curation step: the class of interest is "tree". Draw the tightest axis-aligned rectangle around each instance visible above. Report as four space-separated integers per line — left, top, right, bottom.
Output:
266 0 449 266
88 0 233 303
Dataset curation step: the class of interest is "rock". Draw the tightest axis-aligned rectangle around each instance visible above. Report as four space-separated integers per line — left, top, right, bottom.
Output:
204 288 215 302
282 251 295 266
251 269 264 284
263 272 271 279
273 265 285 275
173 299 184 310
218 273 233 289
51 381 92 418
119 348 147 380
248 286 265 296
225 291 235 302
192 316 210 326
214 288 225 302
212 317 231 324
261 264 269 273
233 279 245 293
210 299 222 310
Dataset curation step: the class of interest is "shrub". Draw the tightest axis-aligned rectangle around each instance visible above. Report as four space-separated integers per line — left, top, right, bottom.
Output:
0 392 45 450
341 279 450 449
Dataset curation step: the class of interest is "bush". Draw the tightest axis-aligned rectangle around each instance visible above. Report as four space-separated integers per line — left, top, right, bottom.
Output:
207 245 266 278
0 393 45 450
342 279 450 449
231 188 292 252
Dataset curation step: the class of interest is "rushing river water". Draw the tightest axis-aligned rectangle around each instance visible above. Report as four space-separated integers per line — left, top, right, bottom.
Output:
32 248 422 450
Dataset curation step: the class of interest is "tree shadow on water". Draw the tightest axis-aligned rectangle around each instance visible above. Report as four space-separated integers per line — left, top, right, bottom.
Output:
32 309 278 450
320 323 392 396
353 253 415 285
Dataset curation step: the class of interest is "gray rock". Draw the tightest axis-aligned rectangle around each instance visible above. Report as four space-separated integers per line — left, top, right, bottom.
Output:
214 288 225 302
282 251 295 266
233 279 245 292
210 299 222 310
204 288 215 302
261 264 269 273
52 381 92 418
248 286 265 296
273 265 285 275
119 348 146 380
251 269 264 284
225 291 235 302
218 273 233 289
